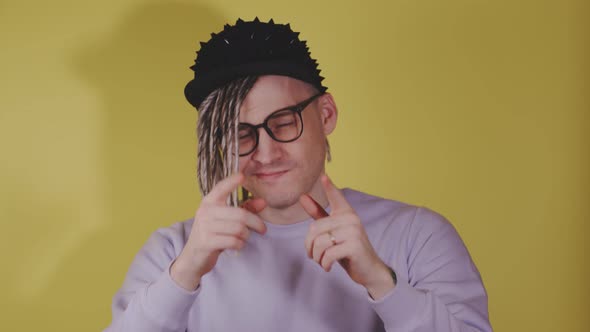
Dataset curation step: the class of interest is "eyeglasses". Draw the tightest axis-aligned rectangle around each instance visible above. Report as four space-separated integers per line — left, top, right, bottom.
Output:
237 93 323 156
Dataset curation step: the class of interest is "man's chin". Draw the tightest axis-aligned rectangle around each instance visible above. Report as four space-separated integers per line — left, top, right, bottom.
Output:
251 189 301 210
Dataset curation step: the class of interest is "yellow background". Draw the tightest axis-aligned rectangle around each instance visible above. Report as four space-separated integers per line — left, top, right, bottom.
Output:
1 0 588 331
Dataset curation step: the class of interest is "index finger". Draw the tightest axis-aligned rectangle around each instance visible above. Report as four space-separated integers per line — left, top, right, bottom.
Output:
299 194 329 220
320 175 352 213
203 172 244 204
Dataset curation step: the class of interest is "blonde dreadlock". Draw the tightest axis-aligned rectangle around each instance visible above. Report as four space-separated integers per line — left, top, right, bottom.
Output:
197 77 258 206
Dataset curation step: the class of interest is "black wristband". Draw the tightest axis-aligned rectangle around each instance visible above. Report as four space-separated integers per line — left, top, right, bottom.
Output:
387 266 397 285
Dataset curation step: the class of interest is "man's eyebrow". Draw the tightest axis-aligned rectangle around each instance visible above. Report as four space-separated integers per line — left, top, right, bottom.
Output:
274 101 303 112
239 99 303 123
275 95 319 112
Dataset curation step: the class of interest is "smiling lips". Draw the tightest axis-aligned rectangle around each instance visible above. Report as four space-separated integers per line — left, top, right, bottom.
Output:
253 170 289 180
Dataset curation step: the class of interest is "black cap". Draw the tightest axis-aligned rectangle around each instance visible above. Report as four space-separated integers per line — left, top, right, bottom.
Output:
184 18 327 109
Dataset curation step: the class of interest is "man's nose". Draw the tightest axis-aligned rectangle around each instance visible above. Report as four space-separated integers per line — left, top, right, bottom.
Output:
251 129 282 164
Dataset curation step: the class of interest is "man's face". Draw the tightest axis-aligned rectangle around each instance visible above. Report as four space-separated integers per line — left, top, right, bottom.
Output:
238 75 336 209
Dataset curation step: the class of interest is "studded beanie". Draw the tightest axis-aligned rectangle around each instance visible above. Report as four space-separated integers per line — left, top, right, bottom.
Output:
184 18 328 110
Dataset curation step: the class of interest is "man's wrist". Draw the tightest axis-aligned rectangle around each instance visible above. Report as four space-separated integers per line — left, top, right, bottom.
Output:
170 255 202 291
365 262 396 300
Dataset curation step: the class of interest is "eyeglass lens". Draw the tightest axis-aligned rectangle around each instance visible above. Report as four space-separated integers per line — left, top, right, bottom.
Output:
238 109 302 156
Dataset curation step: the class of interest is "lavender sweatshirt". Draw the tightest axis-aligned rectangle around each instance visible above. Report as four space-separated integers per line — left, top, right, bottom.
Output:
106 189 491 332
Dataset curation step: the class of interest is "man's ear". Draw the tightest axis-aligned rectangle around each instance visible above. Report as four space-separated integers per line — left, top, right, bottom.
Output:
318 93 338 135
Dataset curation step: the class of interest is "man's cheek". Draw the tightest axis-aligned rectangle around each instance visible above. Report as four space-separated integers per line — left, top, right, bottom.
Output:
237 158 249 173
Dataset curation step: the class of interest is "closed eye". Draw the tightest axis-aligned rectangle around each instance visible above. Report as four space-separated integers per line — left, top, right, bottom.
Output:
275 121 295 128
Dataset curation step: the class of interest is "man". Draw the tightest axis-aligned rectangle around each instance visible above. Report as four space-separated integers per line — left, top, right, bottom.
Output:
106 18 491 331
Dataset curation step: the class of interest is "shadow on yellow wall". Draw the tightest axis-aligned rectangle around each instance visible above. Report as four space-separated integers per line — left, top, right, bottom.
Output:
4 2 225 330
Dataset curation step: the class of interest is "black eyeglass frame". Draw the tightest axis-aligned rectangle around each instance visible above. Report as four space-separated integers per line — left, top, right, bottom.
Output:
237 93 323 156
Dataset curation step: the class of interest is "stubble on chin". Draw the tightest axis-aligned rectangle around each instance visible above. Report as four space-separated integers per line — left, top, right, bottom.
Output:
263 190 301 209
244 181 300 209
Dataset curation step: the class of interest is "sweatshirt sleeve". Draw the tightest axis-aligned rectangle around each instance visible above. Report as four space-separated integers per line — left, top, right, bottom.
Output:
104 222 200 332
370 207 492 332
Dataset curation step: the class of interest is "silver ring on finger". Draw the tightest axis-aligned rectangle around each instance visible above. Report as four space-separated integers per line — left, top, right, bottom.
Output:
327 232 337 246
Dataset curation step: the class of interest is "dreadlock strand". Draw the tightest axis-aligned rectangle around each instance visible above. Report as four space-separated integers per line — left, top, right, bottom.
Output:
209 88 226 193
223 95 237 206
229 77 258 204
197 89 220 195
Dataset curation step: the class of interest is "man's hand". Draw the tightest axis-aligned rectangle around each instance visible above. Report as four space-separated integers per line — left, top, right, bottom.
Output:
171 173 267 291
300 175 395 300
